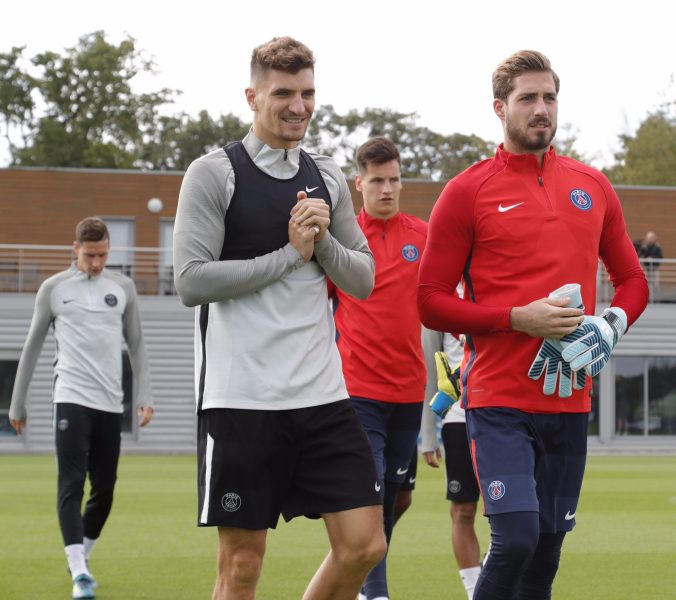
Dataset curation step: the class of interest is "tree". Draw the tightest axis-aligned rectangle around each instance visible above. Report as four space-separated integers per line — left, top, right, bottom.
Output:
604 109 676 185
1 33 495 175
4 31 177 168
554 123 590 163
0 46 36 163
139 110 250 171
305 106 494 180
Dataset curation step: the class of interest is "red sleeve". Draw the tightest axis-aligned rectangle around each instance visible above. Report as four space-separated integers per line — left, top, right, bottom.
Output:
598 177 649 327
418 176 512 335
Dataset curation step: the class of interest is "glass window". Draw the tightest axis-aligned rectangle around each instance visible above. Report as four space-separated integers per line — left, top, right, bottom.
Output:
159 219 175 295
121 351 133 434
615 356 645 436
588 375 599 435
647 357 676 435
0 359 19 436
103 217 136 276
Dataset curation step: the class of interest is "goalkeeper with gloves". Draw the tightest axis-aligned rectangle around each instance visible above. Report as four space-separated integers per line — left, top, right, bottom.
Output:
418 50 649 600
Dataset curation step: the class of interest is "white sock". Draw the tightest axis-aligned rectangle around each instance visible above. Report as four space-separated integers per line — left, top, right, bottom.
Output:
83 536 97 561
65 544 90 579
460 566 482 600
371 597 389 600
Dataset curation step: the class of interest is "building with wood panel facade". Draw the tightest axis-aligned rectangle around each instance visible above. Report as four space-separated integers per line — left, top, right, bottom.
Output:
1 167 676 255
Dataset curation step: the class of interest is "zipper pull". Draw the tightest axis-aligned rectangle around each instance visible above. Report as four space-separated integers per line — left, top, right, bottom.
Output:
284 149 288 161
538 176 543 186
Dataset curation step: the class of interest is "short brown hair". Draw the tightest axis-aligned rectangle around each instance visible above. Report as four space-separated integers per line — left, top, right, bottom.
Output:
250 36 315 83
492 50 560 101
75 217 109 243
355 137 401 174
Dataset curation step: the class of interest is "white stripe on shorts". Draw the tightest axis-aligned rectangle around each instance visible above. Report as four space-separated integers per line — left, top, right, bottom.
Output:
200 433 215 524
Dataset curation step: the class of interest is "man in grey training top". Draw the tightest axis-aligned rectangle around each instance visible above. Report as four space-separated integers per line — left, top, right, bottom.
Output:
173 36 386 600
9 216 154 600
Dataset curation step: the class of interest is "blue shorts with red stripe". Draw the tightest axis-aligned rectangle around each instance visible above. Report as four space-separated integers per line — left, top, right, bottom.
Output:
465 407 587 533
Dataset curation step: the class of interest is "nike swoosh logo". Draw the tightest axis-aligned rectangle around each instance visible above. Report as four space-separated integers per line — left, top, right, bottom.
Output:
396 467 408 475
62 299 75 304
498 202 525 213
305 186 319 193
408 477 416 484
375 482 381 492
564 511 576 520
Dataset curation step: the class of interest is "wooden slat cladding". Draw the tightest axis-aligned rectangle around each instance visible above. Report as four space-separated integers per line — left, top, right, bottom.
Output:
1 168 674 257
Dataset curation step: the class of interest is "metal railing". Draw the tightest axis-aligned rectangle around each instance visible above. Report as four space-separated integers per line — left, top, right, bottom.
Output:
1 244 675 302
596 257 676 304
0 244 175 296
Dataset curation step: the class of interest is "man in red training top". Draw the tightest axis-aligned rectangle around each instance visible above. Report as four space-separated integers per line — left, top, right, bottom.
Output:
330 136 427 600
418 50 648 599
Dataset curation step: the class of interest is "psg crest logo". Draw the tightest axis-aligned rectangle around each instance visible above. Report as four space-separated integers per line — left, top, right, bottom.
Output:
221 492 242 513
104 294 118 307
569 189 592 211
487 480 506 501
401 244 420 262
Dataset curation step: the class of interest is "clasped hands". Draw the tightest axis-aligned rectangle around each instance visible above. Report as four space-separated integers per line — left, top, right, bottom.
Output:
288 191 330 262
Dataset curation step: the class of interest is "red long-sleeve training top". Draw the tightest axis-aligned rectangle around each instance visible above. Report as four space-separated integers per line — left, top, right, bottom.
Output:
418 145 648 413
332 209 428 403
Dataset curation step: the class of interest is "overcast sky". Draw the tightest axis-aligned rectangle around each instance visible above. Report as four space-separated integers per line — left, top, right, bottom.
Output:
2 0 673 168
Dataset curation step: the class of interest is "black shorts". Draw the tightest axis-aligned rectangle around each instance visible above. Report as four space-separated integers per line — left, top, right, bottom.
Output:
441 422 479 504
197 400 382 529
398 444 418 492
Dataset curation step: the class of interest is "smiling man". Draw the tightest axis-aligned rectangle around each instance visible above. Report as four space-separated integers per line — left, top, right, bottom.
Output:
173 37 385 600
418 50 648 599
330 137 428 600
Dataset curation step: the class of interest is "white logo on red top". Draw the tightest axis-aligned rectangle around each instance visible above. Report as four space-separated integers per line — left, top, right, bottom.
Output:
498 202 524 213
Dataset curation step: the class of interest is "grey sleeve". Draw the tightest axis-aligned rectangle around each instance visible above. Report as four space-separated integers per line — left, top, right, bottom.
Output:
420 327 443 453
420 399 439 454
173 155 306 307
9 281 55 421
120 277 153 410
312 156 375 299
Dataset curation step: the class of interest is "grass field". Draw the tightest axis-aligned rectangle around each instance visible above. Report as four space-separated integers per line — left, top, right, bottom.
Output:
0 455 674 599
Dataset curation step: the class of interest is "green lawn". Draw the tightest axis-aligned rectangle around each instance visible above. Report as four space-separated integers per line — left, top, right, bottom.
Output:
0 455 674 599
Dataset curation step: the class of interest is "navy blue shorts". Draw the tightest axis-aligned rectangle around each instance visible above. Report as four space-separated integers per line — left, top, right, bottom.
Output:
465 407 587 533
351 398 422 485
398 444 419 492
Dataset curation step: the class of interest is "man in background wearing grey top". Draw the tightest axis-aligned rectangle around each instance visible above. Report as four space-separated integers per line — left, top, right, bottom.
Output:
173 37 386 600
9 217 154 600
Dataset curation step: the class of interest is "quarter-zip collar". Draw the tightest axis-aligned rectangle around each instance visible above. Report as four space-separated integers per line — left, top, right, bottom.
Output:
242 129 301 179
70 262 104 281
496 143 556 182
358 208 402 239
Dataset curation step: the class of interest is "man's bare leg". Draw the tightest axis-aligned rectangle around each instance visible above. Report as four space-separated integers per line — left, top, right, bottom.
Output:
213 527 267 600
451 502 480 568
303 505 386 600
